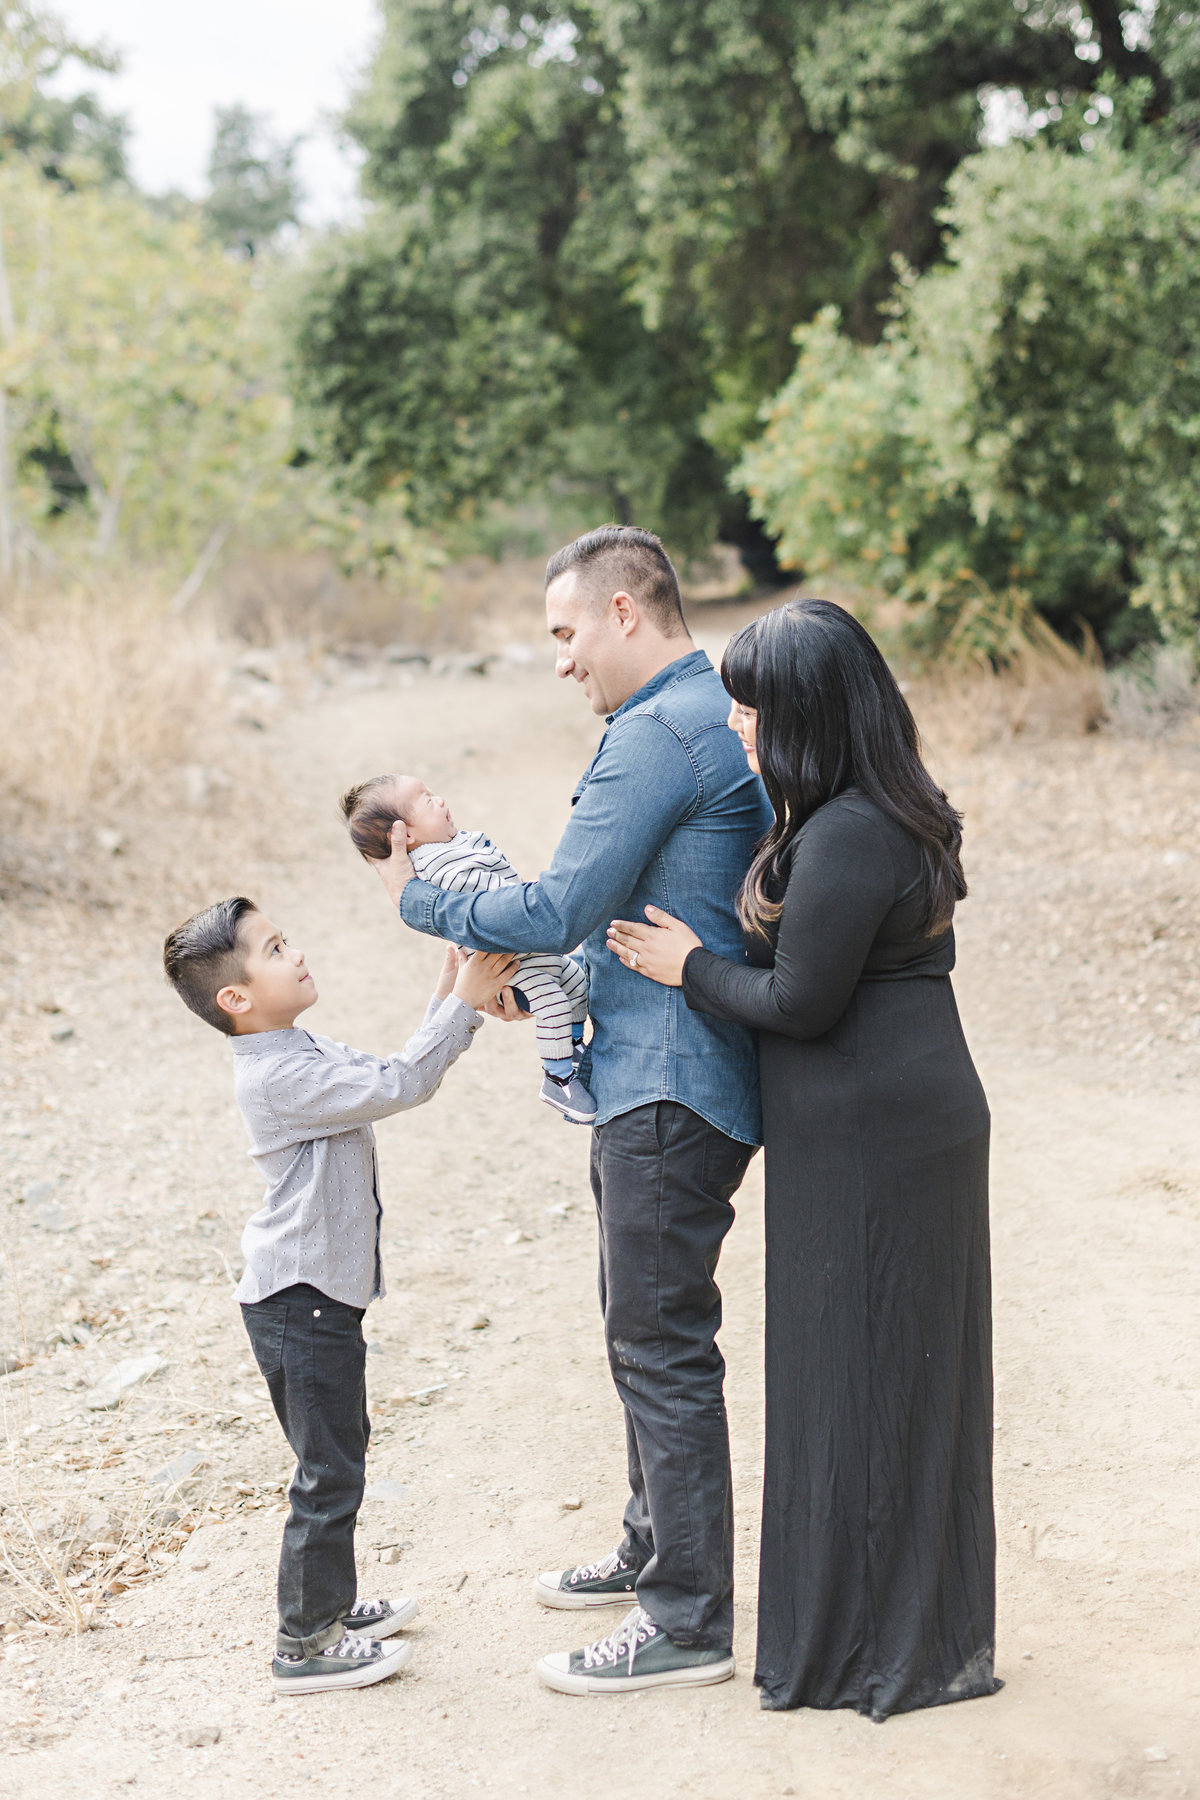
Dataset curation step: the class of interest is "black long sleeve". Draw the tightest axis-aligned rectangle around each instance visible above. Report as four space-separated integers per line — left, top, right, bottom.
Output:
682 796 903 1041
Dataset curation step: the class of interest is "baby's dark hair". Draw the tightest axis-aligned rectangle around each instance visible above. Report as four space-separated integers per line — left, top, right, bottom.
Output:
339 775 411 861
163 896 258 1035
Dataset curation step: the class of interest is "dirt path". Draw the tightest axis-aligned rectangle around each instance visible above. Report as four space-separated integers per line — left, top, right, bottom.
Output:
1 638 1198 1799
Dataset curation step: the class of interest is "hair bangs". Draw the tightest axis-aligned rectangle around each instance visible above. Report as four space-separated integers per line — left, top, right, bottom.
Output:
719 619 761 710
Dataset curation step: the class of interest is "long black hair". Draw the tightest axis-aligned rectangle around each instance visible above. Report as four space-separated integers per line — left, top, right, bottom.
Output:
722 599 966 940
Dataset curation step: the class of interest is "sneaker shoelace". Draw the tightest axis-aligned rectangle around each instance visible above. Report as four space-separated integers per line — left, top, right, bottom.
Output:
348 1598 386 1619
322 1633 377 1660
567 1549 632 1588
581 1606 658 1674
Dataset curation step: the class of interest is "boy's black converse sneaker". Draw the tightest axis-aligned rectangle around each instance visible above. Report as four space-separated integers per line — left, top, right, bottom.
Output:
537 1605 734 1695
539 1070 598 1124
271 1632 412 1696
534 1548 640 1610
343 1596 419 1639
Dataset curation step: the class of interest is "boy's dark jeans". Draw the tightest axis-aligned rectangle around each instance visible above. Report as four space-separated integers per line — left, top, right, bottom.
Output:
240 1283 369 1658
590 1101 754 1653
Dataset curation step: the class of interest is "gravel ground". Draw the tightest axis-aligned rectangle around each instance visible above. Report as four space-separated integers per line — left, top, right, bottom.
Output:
1 626 1198 1800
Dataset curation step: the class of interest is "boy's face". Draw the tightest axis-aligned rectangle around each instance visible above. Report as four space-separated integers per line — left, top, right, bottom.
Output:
216 912 318 1034
395 781 456 848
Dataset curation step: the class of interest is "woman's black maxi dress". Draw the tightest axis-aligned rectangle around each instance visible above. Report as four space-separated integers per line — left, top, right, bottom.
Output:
682 790 998 1720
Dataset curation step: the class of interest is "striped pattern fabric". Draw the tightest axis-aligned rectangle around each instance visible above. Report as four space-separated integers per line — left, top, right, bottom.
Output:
410 830 588 1062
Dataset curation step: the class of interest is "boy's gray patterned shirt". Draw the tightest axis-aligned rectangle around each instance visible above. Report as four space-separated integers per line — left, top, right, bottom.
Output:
229 994 482 1308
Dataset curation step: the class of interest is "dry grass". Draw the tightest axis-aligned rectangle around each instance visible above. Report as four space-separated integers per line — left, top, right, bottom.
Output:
908 656 1108 760
0 582 225 821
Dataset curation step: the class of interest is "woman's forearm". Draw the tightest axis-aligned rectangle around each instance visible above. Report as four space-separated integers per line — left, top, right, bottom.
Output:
681 947 852 1040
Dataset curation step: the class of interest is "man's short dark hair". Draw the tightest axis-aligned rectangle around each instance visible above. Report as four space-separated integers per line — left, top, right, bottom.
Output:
545 525 686 636
163 896 258 1035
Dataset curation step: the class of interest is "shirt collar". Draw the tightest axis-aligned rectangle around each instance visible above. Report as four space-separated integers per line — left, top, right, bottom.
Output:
229 1027 312 1056
605 648 712 725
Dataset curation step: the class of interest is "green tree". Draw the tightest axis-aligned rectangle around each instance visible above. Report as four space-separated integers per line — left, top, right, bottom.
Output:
0 2 128 187
739 139 1200 652
0 161 288 568
291 0 1195 559
204 103 302 257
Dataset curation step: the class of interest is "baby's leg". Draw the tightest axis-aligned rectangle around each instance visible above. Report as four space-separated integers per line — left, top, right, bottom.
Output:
558 956 589 1041
516 955 582 1067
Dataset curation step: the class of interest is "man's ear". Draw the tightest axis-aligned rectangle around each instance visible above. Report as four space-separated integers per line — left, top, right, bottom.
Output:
610 589 639 635
216 985 253 1020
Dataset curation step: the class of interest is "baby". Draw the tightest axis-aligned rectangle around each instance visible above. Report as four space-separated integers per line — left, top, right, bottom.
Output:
341 776 597 1124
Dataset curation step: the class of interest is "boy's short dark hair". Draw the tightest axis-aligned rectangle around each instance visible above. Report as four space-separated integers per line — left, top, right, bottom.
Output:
340 776 408 862
163 896 259 1035
544 525 686 636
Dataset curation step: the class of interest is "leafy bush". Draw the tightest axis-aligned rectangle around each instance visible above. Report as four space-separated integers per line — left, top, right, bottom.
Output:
740 139 1200 655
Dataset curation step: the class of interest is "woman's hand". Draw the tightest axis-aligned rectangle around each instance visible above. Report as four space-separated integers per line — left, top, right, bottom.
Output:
369 819 416 907
452 950 522 1013
607 906 702 988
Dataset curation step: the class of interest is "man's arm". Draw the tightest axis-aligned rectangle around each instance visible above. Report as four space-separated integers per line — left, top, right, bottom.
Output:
399 715 700 955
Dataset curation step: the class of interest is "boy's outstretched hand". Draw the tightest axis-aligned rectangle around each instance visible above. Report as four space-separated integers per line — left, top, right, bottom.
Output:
450 949 522 1014
435 945 466 1001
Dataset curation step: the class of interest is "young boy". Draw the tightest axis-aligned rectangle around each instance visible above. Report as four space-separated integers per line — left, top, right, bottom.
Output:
339 775 597 1124
162 895 516 1695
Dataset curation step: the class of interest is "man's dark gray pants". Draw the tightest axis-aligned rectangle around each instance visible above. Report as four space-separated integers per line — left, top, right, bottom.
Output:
590 1100 754 1653
240 1282 369 1658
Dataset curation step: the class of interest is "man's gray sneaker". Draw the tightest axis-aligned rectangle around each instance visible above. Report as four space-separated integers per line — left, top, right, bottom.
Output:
537 1605 735 1695
534 1548 640 1610
272 1631 412 1695
540 1070 598 1123
343 1596 419 1639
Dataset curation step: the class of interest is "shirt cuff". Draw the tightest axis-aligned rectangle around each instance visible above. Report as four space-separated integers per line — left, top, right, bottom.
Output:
431 993 484 1041
399 878 441 933
680 944 721 1014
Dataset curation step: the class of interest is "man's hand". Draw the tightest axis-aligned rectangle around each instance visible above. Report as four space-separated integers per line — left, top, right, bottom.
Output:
369 819 417 908
481 986 534 1023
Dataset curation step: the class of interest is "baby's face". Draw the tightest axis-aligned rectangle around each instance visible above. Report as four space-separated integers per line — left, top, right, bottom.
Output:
396 781 456 847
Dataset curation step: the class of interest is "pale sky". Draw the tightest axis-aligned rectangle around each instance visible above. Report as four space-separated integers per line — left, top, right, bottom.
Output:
54 0 381 221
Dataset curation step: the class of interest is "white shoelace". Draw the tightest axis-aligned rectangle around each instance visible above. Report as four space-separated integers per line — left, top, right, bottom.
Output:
568 1549 628 1587
349 1598 386 1618
323 1633 377 1660
581 1607 658 1674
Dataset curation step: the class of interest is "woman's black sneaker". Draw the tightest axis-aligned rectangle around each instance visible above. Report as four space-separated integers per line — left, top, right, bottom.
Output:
534 1548 640 1610
537 1605 735 1695
272 1632 412 1695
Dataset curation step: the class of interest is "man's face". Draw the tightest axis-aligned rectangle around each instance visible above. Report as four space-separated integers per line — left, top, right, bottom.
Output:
219 911 317 1032
394 780 456 848
545 569 627 716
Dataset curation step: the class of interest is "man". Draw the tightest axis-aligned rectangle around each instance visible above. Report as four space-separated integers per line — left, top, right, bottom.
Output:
371 525 771 1693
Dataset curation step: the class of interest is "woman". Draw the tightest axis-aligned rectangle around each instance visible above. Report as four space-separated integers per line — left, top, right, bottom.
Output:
606 599 999 1721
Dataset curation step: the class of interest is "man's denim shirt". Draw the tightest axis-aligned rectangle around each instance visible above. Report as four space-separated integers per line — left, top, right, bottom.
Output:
399 650 772 1144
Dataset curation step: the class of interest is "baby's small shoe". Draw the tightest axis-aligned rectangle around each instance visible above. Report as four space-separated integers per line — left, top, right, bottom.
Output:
540 1071 598 1124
